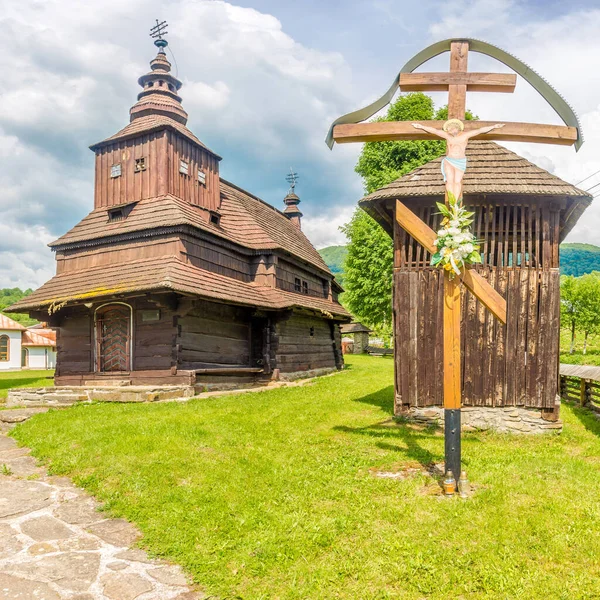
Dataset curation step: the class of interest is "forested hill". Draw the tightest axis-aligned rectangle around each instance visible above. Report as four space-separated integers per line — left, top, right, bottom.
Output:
319 243 600 279
560 243 600 276
0 288 36 326
318 246 348 287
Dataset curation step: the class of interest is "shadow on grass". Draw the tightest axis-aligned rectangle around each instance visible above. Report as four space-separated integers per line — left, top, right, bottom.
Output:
568 400 600 438
335 385 441 467
351 384 395 414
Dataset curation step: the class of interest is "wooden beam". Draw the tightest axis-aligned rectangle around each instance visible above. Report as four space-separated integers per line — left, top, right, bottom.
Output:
333 120 578 146
459 269 507 324
395 200 507 324
400 72 516 93
448 41 469 120
443 276 462 409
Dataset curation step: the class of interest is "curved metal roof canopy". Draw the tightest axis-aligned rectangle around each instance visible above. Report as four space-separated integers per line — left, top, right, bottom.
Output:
326 38 583 151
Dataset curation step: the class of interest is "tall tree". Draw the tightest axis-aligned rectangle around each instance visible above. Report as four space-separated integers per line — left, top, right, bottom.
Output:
575 273 600 354
560 275 580 354
342 93 473 333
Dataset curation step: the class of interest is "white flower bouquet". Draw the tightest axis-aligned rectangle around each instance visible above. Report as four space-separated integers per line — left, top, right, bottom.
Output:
431 192 482 278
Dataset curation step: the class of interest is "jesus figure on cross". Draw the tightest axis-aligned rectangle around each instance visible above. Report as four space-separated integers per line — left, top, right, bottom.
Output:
412 120 505 199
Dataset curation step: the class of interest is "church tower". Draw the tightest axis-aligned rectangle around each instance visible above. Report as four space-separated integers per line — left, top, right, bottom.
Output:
89 31 222 218
8 23 348 387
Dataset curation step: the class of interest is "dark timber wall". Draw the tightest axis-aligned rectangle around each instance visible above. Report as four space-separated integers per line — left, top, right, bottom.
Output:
274 313 341 373
393 198 561 412
177 301 251 370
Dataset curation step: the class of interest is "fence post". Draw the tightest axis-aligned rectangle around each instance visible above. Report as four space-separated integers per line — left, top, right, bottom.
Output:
580 379 586 406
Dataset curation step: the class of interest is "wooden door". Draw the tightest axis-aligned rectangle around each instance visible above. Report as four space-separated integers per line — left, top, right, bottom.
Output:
96 305 131 372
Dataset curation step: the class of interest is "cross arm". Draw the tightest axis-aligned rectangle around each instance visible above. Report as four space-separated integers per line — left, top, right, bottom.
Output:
395 200 507 324
333 120 577 146
399 72 516 93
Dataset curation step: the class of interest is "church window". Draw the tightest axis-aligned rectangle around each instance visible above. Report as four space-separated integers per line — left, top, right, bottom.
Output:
198 170 206 185
179 159 189 175
108 208 124 222
302 281 309 295
134 157 146 172
210 213 220 226
0 335 9 361
309 327 315 337
110 163 122 178
294 277 301 292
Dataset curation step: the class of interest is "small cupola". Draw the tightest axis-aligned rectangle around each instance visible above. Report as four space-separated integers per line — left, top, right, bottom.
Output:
129 28 188 124
283 169 303 229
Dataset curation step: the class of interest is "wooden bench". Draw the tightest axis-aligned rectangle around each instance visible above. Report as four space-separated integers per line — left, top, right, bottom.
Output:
366 346 393 357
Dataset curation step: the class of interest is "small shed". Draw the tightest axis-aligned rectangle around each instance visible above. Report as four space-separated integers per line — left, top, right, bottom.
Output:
340 322 372 354
360 141 591 427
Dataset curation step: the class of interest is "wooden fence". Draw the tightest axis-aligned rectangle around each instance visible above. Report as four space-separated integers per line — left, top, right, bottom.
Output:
559 364 600 413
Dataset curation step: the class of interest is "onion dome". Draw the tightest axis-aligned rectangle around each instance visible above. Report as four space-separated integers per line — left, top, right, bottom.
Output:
129 44 188 125
283 191 303 228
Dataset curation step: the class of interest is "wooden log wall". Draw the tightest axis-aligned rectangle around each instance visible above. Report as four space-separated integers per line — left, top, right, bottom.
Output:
56 237 181 274
55 306 93 377
393 198 562 411
94 132 168 209
276 259 328 298
181 235 252 282
166 131 220 211
133 299 177 371
177 300 252 369
94 130 220 212
273 313 339 373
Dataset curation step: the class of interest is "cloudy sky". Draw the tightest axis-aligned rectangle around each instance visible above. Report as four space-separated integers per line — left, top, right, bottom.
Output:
2 0 600 289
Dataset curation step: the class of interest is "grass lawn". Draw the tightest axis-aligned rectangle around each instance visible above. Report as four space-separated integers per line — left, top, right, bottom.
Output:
560 326 600 366
0 369 54 400
11 355 600 599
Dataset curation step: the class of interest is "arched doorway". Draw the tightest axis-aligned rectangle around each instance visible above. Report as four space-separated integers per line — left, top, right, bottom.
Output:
21 347 29 368
95 304 132 372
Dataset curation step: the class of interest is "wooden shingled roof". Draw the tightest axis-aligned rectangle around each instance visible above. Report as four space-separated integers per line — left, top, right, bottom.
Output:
50 180 332 276
8 256 349 318
360 141 592 241
89 114 221 159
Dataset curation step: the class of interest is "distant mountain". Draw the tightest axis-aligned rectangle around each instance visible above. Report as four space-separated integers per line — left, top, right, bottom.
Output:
319 245 348 287
560 243 600 276
319 242 600 280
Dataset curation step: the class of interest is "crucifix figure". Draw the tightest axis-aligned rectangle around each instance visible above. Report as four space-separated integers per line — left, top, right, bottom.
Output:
327 38 582 490
412 120 505 200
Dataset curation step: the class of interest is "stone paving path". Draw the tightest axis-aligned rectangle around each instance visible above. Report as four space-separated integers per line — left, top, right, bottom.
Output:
0 408 205 600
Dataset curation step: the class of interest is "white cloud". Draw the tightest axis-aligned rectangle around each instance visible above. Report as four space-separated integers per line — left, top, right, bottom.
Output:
426 1 600 243
302 204 354 249
0 0 358 289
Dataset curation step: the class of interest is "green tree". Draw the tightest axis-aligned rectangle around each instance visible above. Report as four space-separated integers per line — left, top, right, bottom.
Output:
340 210 393 337
342 93 474 333
0 288 36 326
560 275 580 354
576 273 600 354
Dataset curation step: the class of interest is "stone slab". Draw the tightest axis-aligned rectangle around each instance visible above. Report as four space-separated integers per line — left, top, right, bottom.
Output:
0 480 53 519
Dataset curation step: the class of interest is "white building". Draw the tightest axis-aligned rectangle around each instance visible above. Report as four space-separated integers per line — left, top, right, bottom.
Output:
0 315 56 371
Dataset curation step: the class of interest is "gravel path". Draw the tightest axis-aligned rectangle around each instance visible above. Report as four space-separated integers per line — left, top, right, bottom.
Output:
0 408 205 600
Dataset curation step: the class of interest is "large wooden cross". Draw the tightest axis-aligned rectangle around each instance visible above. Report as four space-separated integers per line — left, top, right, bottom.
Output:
331 40 578 486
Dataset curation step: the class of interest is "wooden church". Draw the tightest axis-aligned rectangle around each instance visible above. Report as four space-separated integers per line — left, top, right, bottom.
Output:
361 140 591 422
9 36 349 386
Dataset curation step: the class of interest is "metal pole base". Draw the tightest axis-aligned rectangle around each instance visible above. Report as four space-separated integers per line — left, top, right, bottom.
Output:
444 409 461 487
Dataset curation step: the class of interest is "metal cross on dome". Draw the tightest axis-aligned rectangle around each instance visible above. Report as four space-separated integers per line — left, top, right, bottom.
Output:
286 168 299 193
150 19 169 48
327 38 583 487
